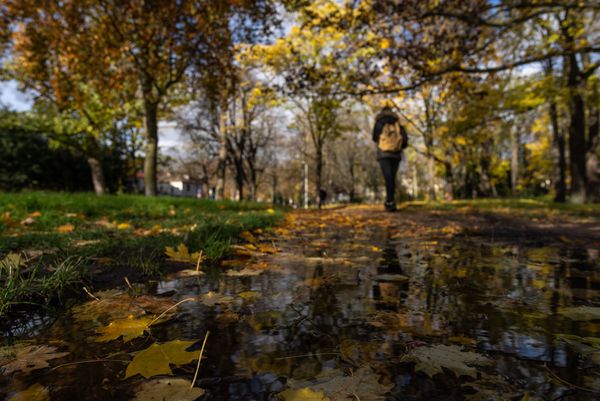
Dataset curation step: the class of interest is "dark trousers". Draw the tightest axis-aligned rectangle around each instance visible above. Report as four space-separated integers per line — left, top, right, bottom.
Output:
379 158 400 203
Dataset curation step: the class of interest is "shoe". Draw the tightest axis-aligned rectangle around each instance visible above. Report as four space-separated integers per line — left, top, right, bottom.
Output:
384 201 397 212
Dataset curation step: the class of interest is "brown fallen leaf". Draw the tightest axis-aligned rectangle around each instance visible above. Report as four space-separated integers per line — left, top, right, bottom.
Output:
0 345 69 374
7 383 49 401
133 378 204 401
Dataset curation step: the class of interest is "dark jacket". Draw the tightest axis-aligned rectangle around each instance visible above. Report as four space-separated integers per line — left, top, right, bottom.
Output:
372 109 408 160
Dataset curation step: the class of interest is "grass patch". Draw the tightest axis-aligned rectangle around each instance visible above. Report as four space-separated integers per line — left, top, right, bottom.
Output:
401 197 600 220
0 192 282 315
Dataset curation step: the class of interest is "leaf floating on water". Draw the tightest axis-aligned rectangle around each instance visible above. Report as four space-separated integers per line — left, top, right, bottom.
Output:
94 316 151 343
288 366 393 401
225 267 263 277
125 340 198 379
133 378 205 401
7 383 49 401
373 274 409 282
557 306 600 321
0 345 69 375
165 243 201 264
73 290 175 322
401 344 492 378
554 333 600 354
199 291 235 306
279 388 330 401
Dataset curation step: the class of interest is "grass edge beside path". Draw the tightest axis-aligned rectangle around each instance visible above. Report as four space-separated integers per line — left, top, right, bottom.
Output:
0 192 283 317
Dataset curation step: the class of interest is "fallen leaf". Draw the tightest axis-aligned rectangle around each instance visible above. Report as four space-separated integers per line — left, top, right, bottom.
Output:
72 239 101 247
374 274 409 282
401 344 492 378
125 340 198 379
240 231 258 243
225 267 263 277
7 383 49 401
279 388 330 401
558 306 600 321
267 208 275 214
20 217 37 226
0 345 69 375
133 378 204 401
0 253 25 269
199 291 234 306
288 366 392 401
28 211 42 218
117 222 132 230
238 291 260 301
172 269 205 278
257 244 279 254
73 290 175 322
554 334 600 354
94 316 152 343
449 336 478 346
56 223 75 233
165 244 201 264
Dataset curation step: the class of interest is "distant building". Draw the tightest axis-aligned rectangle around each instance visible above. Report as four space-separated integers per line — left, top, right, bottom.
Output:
132 171 204 197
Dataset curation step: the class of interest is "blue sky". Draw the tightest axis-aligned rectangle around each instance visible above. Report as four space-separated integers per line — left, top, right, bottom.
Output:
0 80 33 111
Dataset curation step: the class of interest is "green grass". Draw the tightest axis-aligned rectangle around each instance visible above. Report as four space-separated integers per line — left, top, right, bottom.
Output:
400 197 600 220
0 192 282 315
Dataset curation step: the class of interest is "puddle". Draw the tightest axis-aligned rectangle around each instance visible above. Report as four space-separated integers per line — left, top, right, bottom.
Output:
1 216 599 400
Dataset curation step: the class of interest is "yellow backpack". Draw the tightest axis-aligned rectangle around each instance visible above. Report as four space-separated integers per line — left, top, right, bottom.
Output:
378 121 403 152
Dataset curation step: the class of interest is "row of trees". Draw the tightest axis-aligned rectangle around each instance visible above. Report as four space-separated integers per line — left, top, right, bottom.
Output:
1 1 599 203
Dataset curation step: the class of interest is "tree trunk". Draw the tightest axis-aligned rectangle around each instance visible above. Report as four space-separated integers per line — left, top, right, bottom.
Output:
565 53 587 203
544 59 567 203
316 143 324 209
216 108 228 200
143 99 158 196
87 156 106 195
587 85 600 202
510 127 519 196
427 155 436 201
235 162 244 201
444 160 454 200
550 100 567 202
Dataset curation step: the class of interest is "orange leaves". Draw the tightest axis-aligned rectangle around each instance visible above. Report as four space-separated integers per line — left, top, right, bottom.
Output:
55 223 75 233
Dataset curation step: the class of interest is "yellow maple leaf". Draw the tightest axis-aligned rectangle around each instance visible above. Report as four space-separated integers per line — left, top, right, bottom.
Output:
124 340 198 379
94 316 152 343
164 243 201 264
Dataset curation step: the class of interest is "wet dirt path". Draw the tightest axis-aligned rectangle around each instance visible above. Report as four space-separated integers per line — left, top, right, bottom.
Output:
1 205 599 401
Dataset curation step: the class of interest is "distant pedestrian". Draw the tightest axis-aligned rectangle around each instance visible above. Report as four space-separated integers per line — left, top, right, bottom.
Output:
372 103 408 212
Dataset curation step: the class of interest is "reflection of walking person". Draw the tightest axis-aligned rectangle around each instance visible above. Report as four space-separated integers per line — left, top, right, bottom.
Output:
372 104 408 212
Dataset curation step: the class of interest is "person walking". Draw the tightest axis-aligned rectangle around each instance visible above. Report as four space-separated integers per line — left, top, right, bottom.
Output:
372 104 408 212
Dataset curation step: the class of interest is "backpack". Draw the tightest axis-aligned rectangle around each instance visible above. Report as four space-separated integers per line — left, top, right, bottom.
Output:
378 121 404 152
